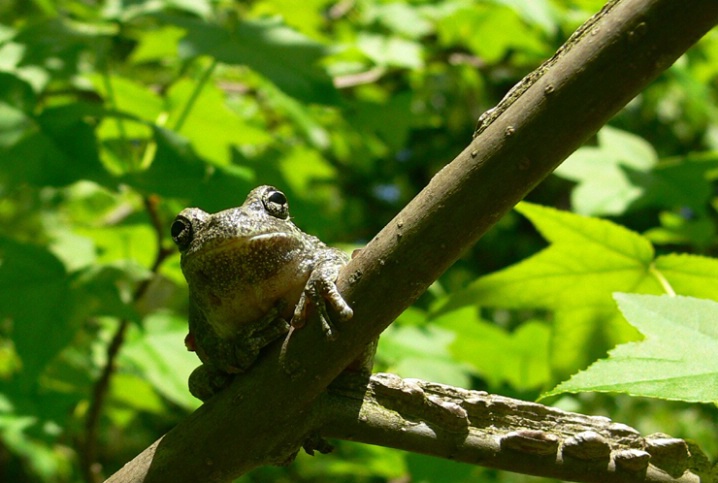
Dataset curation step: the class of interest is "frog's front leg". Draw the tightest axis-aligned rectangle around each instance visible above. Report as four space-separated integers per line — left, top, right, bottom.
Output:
291 251 353 339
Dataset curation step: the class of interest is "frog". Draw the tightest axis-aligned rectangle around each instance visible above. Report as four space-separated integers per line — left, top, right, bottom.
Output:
171 185 353 401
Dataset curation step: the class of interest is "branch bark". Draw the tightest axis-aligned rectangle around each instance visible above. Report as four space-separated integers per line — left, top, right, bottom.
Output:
321 373 709 483
105 1 718 482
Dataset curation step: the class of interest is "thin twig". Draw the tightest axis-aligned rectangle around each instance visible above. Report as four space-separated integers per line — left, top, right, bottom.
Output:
80 196 173 483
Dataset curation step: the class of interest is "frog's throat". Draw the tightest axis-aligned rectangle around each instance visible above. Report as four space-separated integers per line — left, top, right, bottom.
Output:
187 232 295 259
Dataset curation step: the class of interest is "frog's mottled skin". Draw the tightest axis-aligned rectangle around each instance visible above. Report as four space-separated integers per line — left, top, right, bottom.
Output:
171 186 352 400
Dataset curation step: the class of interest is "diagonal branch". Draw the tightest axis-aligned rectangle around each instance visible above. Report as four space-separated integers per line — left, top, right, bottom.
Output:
105 1 718 482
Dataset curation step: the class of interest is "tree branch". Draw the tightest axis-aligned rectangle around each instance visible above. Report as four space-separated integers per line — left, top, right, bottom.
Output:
105 1 718 482
321 373 708 483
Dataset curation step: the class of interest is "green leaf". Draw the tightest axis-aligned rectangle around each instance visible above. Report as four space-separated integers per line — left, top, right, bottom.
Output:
550 307 641 382
645 210 717 248
554 126 658 215
545 294 718 404
377 324 472 388
436 204 718 381
439 202 659 311
629 153 718 212
129 25 184 63
13 18 110 81
353 92 413 151
165 78 272 165
120 313 200 410
2 103 111 188
0 72 36 147
362 2 434 39
436 308 551 390
654 253 718 300
90 74 164 123
109 373 166 417
123 127 254 209
438 5 547 63
357 33 424 69
494 0 558 35
0 239 76 384
172 16 338 104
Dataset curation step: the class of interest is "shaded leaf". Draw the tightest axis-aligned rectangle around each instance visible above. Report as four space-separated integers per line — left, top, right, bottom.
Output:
2 103 111 188
628 153 718 212
550 307 641 382
122 127 253 210
172 16 338 104
0 239 75 384
436 308 551 390
378 324 472 388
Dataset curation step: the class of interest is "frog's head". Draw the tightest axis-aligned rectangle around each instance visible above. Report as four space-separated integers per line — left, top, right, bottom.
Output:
171 186 305 279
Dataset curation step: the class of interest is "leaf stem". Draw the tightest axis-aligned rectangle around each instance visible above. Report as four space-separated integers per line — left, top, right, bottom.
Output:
649 263 676 297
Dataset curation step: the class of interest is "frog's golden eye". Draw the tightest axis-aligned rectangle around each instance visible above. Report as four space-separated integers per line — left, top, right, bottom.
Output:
171 216 193 250
263 189 289 220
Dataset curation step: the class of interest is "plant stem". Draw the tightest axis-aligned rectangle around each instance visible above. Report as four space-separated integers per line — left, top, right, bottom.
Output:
173 58 218 133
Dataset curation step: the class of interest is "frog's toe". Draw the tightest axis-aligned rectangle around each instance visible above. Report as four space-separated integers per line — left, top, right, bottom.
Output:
324 282 353 322
291 292 310 329
291 274 352 340
317 303 337 340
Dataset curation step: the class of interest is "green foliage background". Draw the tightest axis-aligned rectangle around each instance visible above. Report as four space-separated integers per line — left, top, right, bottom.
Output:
0 0 717 482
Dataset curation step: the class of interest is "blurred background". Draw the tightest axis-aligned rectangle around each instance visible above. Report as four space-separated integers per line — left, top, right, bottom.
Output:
1 0 717 481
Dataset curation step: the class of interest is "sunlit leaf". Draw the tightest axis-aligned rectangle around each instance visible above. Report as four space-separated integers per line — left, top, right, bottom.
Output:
129 25 184 63
165 78 272 165
555 126 657 215
438 5 547 63
357 33 424 69
121 313 200 410
439 202 660 312
546 294 718 404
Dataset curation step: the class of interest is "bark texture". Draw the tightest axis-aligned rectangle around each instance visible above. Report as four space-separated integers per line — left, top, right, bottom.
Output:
322 373 710 483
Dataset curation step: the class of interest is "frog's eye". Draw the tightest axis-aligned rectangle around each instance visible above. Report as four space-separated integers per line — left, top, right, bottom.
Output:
171 216 193 250
263 189 289 219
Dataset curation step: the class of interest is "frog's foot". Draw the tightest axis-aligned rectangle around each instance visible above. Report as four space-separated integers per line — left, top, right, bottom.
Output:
188 364 233 401
291 271 352 340
302 434 334 456
231 316 291 372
